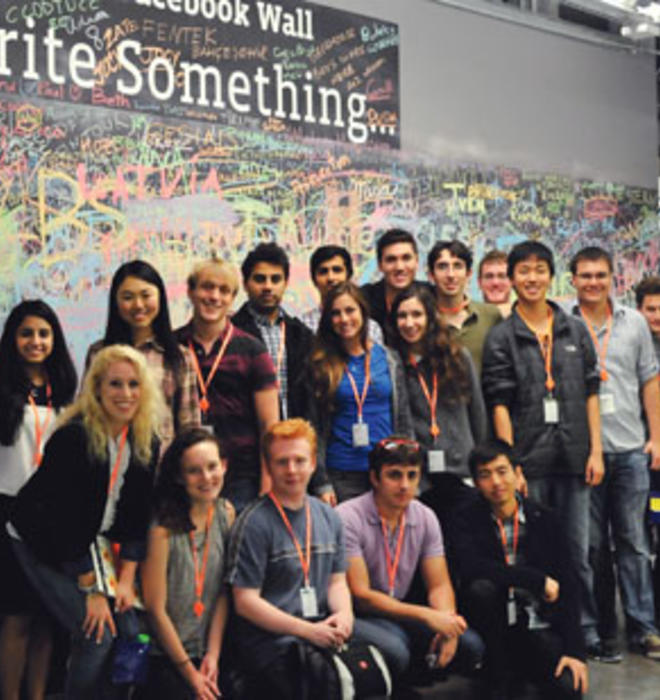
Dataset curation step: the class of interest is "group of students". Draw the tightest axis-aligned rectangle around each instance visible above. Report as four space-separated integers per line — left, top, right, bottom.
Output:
0 229 659 700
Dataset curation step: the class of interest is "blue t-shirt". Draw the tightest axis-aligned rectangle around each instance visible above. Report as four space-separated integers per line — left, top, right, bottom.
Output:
226 495 346 667
327 344 393 472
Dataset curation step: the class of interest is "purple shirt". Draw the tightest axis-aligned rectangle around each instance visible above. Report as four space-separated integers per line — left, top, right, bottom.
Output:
337 491 444 599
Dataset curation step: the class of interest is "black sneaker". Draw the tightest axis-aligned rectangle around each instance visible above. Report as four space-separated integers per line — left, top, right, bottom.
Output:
587 639 623 663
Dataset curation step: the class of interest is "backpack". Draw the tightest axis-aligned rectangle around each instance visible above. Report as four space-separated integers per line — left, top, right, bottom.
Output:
296 639 392 700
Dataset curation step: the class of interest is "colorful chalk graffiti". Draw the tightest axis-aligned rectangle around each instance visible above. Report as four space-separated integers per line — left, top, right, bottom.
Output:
1 94 657 368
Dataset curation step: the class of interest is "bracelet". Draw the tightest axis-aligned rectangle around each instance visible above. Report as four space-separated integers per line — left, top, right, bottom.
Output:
176 657 191 667
78 581 103 596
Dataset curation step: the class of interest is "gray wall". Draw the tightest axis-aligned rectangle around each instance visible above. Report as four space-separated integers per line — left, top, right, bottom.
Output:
317 0 657 188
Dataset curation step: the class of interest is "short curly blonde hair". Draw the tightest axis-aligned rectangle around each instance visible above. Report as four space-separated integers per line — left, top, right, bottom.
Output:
60 344 164 463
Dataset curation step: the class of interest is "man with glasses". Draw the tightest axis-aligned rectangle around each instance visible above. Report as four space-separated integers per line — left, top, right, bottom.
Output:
478 249 513 317
567 247 660 662
336 437 483 683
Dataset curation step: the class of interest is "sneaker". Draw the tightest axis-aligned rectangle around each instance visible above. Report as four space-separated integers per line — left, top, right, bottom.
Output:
633 632 660 660
586 640 623 663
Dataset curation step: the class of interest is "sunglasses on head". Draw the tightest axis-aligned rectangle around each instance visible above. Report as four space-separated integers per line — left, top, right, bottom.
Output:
376 438 421 452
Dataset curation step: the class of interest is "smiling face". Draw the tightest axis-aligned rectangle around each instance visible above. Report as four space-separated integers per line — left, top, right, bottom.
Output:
98 360 141 433
396 296 428 351
478 260 512 304
640 294 660 338
15 315 54 366
572 258 612 308
244 262 287 316
266 436 316 504
180 440 226 505
379 242 418 291
313 255 349 300
189 267 236 326
371 463 421 512
116 276 160 332
511 255 552 305
473 454 517 510
330 292 364 347
429 249 471 301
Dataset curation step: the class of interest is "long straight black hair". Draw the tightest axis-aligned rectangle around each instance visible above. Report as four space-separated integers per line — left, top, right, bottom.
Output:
0 300 77 445
103 260 182 371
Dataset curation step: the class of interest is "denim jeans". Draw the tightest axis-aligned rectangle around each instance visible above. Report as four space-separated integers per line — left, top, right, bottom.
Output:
583 449 657 645
526 475 591 630
353 616 484 678
12 538 137 699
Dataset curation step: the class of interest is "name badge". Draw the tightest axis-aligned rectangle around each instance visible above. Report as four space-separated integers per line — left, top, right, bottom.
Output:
352 422 370 447
507 594 517 626
544 397 559 424
428 450 446 473
599 393 615 416
300 586 318 619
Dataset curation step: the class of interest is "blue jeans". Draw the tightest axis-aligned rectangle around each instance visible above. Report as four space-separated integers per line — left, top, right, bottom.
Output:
584 449 657 645
526 475 591 630
12 538 137 699
353 616 484 678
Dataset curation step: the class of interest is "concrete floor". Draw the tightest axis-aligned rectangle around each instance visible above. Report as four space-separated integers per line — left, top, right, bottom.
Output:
405 647 660 699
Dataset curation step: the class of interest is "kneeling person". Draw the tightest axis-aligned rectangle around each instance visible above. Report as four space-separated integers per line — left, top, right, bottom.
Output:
455 441 588 699
226 419 353 697
337 437 482 679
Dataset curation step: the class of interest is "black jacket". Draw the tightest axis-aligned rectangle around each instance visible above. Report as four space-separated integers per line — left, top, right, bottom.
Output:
453 495 585 660
481 301 599 478
10 420 157 566
231 303 314 421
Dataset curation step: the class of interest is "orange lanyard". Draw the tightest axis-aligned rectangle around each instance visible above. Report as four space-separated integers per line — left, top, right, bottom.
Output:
516 306 555 393
107 427 129 497
409 356 439 438
380 513 406 596
344 352 371 422
495 503 520 565
438 300 468 315
269 492 312 586
579 305 612 382
189 505 215 618
27 384 52 467
189 323 235 413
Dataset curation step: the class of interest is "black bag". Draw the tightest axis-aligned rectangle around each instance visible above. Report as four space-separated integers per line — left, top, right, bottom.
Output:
299 640 392 700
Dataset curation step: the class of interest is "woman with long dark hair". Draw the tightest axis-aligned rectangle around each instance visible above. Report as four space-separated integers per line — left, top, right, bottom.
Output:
390 284 487 505
9 344 162 698
139 429 234 700
87 260 200 451
309 282 413 503
0 300 77 700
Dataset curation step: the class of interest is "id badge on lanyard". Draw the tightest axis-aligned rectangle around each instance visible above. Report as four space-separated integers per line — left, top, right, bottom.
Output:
428 450 446 473
599 392 615 416
300 585 319 619
544 396 559 424
352 420 370 447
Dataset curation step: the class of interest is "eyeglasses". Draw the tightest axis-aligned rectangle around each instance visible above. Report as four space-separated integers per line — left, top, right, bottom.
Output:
376 438 421 452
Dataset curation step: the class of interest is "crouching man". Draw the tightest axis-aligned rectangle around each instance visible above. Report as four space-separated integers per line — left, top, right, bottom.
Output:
455 440 588 700
226 419 353 697
336 437 483 684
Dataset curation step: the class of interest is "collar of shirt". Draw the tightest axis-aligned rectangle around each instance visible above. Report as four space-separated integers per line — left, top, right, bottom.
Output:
490 494 526 525
568 297 624 324
364 490 420 529
180 320 231 356
133 336 164 353
247 303 285 327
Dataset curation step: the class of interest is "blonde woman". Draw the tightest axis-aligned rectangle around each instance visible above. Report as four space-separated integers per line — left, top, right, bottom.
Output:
8 344 162 698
